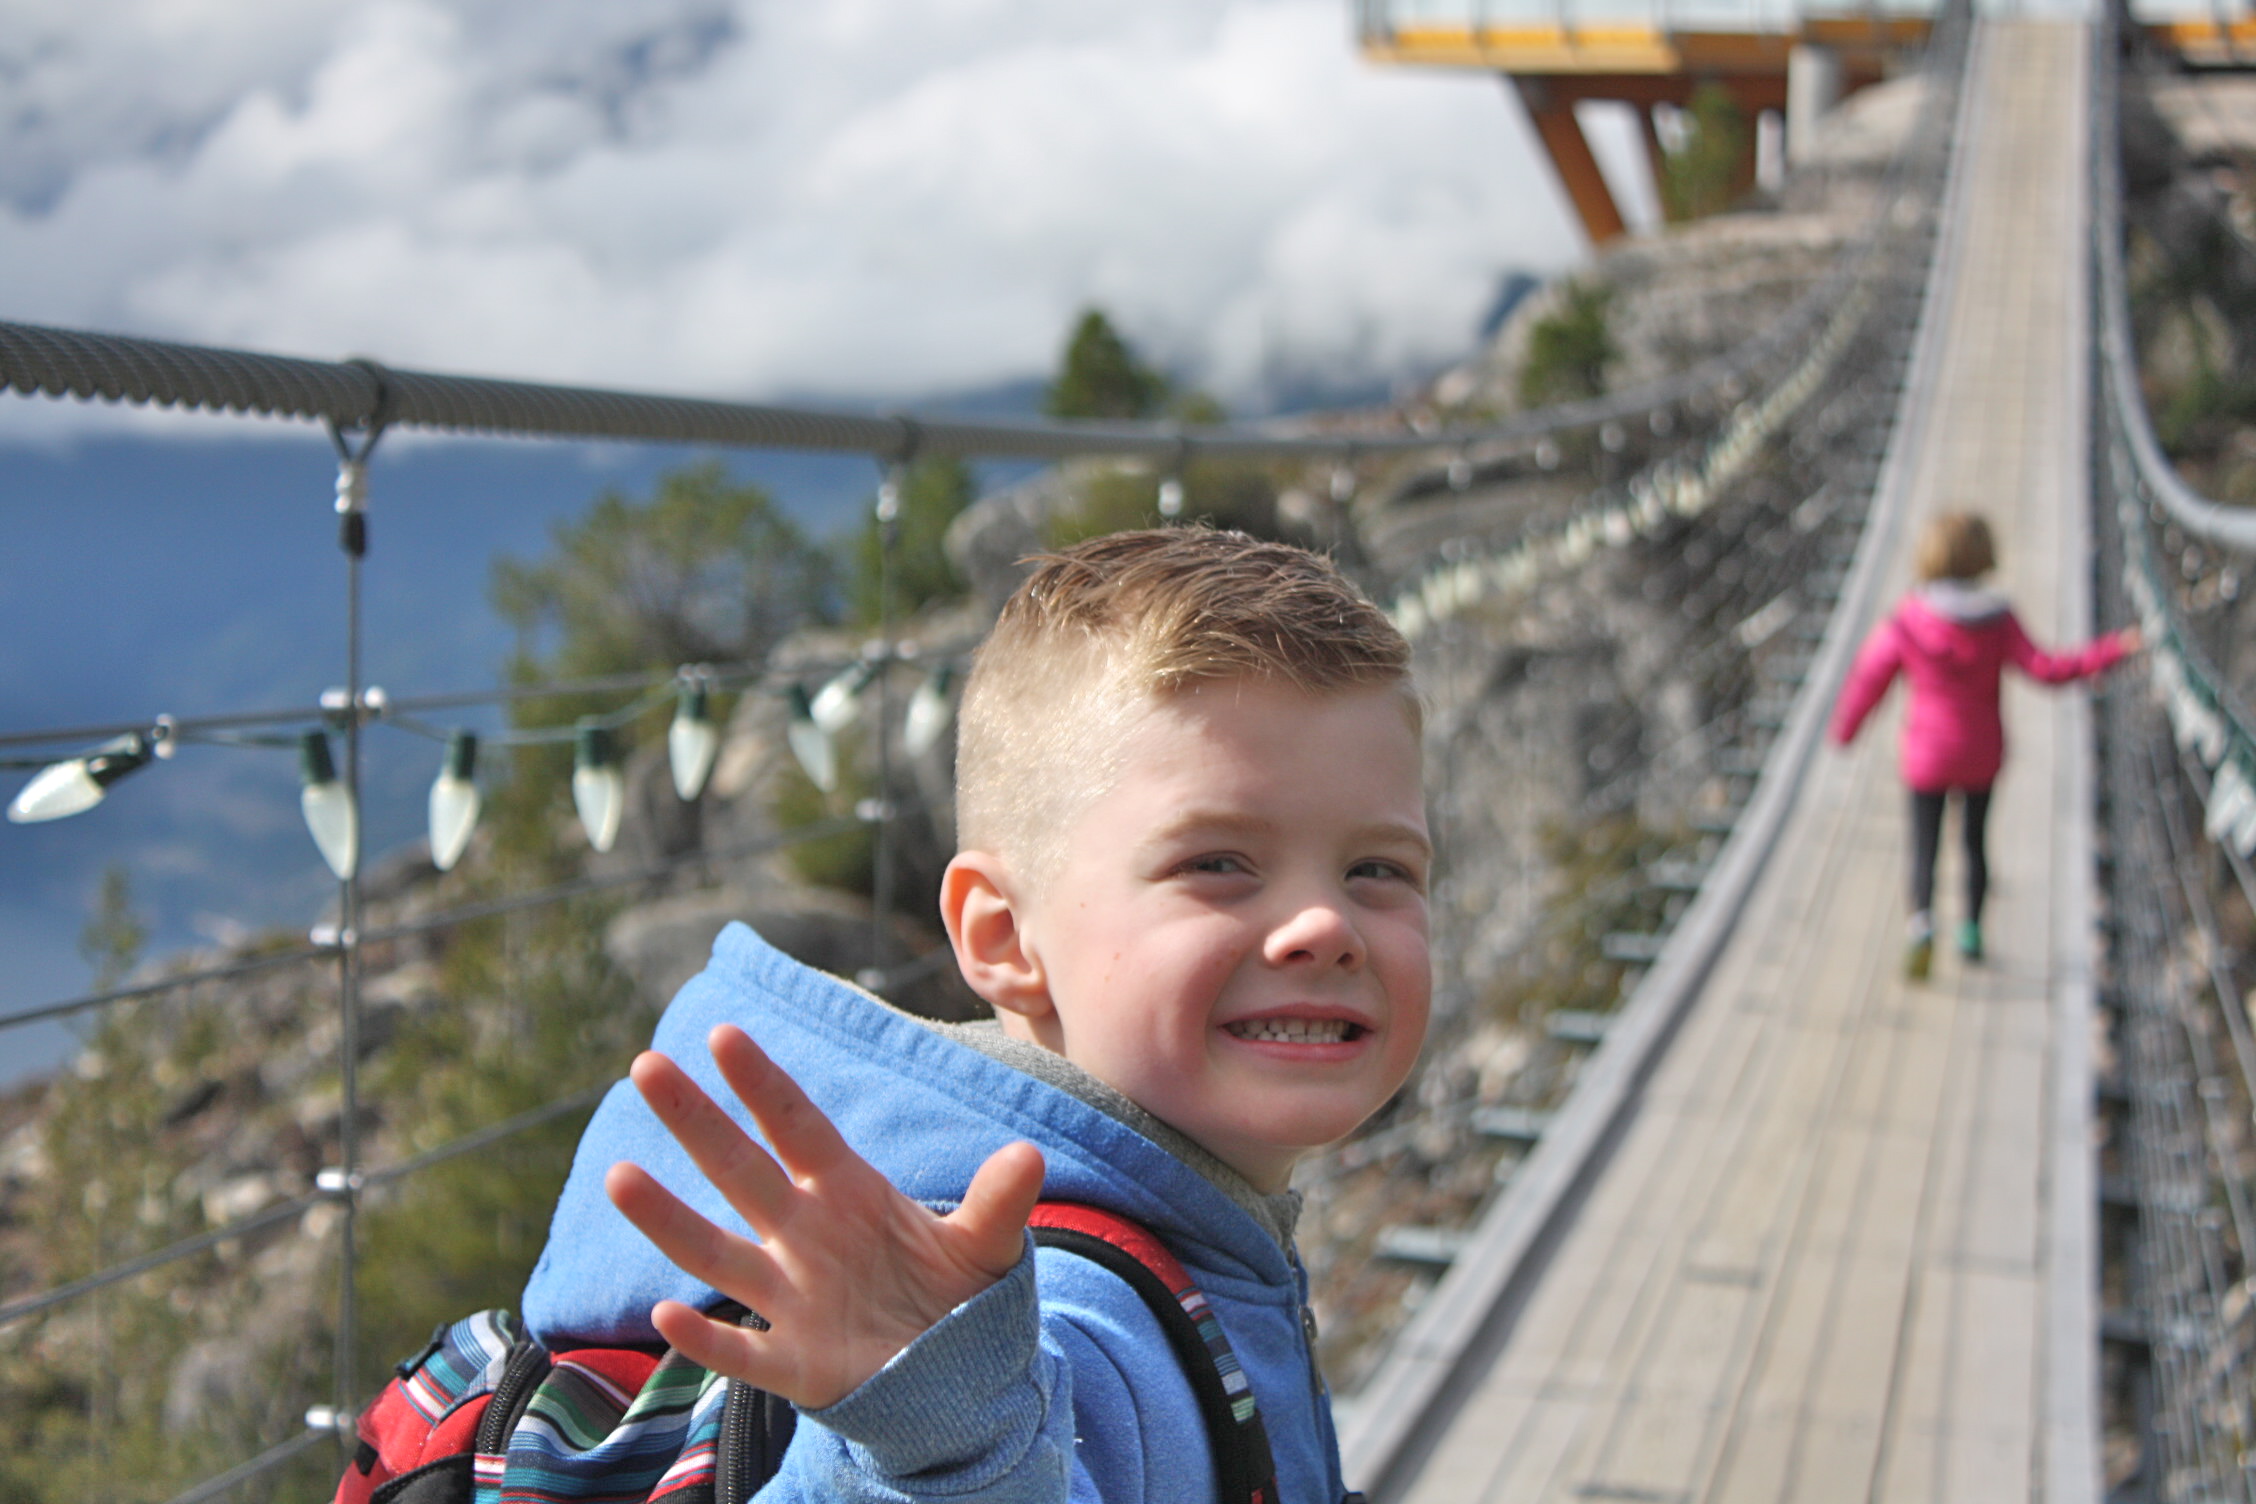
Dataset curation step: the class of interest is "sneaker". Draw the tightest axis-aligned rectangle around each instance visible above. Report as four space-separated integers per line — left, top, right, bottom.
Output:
1957 921 1983 961
1904 935 1933 982
1904 912 1934 982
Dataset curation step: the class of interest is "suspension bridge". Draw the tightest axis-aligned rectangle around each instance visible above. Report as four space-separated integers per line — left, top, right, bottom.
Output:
2 4 2252 1501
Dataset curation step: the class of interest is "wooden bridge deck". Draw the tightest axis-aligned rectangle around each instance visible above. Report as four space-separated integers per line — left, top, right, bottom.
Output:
1398 23 2103 1503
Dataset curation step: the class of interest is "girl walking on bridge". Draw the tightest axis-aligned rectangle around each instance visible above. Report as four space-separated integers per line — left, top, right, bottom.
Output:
1831 512 2137 981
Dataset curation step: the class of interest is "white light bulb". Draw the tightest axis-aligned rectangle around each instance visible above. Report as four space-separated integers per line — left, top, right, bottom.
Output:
298 731 358 880
810 667 865 736
427 731 480 872
7 734 152 824
669 685 720 801
573 723 624 853
903 668 956 759
573 766 623 853
303 784 360 881
9 761 104 823
1158 477 1185 518
788 719 837 794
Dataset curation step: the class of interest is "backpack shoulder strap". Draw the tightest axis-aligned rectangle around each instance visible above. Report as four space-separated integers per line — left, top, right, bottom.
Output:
1028 1202 1278 1504
334 1309 544 1504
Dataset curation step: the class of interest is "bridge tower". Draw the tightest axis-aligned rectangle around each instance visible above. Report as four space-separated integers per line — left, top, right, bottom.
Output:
1355 1 1938 245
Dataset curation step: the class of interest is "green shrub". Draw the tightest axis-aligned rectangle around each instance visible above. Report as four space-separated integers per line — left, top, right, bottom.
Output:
1659 81 1747 222
1517 281 1618 409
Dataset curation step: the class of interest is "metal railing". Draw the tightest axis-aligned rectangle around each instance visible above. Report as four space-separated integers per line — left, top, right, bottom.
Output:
2091 4 2256 1498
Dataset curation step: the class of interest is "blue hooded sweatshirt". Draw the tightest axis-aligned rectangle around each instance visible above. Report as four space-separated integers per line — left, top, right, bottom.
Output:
521 922 1350 1504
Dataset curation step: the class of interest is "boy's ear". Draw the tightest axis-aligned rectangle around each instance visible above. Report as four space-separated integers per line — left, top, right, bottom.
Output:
940 851 1054 1025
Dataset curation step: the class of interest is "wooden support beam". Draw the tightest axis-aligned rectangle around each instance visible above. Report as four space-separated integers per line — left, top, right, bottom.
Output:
1637 104 1672 222
1513 75 1628 246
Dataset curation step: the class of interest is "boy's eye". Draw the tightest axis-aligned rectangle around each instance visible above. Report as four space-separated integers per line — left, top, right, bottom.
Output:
1181 853 1252 877
1349 858 1425 891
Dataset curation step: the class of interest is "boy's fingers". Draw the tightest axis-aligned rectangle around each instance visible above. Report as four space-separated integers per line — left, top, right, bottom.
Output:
628 1050 797 1229
952 1141 1046 1276
648 1300 775 1388
604 1162 783 1313
707 1025 856 1180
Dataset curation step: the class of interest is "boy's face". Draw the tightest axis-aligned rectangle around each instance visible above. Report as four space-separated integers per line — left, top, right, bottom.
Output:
976 678 1431 1192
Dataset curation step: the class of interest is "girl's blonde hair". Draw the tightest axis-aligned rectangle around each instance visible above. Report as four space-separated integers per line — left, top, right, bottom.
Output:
1915 512 1996 582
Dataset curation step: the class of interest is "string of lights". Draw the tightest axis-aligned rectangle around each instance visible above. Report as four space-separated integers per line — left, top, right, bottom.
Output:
0 809 881 1036
5 648 964 877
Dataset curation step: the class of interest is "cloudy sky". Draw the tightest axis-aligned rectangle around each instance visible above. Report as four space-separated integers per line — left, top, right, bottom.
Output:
2 0 1590 414
0 0 1610 1080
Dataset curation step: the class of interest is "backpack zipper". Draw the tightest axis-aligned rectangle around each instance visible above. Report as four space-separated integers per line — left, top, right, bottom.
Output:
715 1304 772 1504
474 1338 555 1456
717 1378 755 1504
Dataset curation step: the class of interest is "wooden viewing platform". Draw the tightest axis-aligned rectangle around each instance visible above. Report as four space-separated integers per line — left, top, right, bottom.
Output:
1390 22 2104 1503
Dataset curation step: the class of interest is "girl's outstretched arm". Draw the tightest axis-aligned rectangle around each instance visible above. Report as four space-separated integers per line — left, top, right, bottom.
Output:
2002 613 2132 684
1831 617 1904 747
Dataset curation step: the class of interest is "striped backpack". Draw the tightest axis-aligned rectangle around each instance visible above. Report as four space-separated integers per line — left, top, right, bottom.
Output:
332 1202 1278 1504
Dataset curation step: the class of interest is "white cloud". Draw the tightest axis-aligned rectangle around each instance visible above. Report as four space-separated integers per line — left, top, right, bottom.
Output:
0 0 1579 421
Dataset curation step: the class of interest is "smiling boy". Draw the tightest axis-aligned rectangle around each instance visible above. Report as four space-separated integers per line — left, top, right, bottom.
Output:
519 529 1428 1503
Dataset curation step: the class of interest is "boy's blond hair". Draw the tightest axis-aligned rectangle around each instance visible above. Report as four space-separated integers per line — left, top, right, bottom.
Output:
1915 512 1996 582
955 528 1413 874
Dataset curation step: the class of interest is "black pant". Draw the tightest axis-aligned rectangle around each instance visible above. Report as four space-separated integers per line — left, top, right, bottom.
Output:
1909 787 1992 924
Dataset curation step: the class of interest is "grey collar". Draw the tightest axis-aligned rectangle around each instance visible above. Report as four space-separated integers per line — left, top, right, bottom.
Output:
929 1018 1303 1255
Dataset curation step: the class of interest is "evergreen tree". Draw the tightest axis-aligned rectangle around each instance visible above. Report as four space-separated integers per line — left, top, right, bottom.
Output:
1659 81 1748 222
1046 309 1169 421
79 866 145 991
491 460 834 699
1517 281 1618 408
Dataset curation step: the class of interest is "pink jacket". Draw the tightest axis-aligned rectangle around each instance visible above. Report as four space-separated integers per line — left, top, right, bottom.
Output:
1829 582 2128 793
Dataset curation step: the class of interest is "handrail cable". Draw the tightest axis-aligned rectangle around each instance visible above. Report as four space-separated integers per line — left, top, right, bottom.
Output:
158 1431 333 1504
2096 0 2256 832
2092 7 2256 1493
0 1083 613 1329
0 640 976 754
0 920 953 1335
2 1190 323 1328
0 812 875 1034
2151 738 2256 1261
2 113 1917 476
2094 8 2256 553
0 942 330 1034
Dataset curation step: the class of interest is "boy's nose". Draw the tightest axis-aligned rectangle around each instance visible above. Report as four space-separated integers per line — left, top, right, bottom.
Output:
1265 897 1363 971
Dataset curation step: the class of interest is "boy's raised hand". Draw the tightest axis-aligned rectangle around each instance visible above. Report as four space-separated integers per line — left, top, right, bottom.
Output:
604 1024 1046 1410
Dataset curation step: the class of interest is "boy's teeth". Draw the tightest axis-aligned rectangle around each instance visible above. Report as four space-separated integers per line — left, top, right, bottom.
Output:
1229 1018 1354 1043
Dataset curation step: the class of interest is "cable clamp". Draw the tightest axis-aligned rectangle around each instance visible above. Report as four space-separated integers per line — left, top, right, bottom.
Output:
334 461 369 516
315 1168 364 1198
305 1404 355 1435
